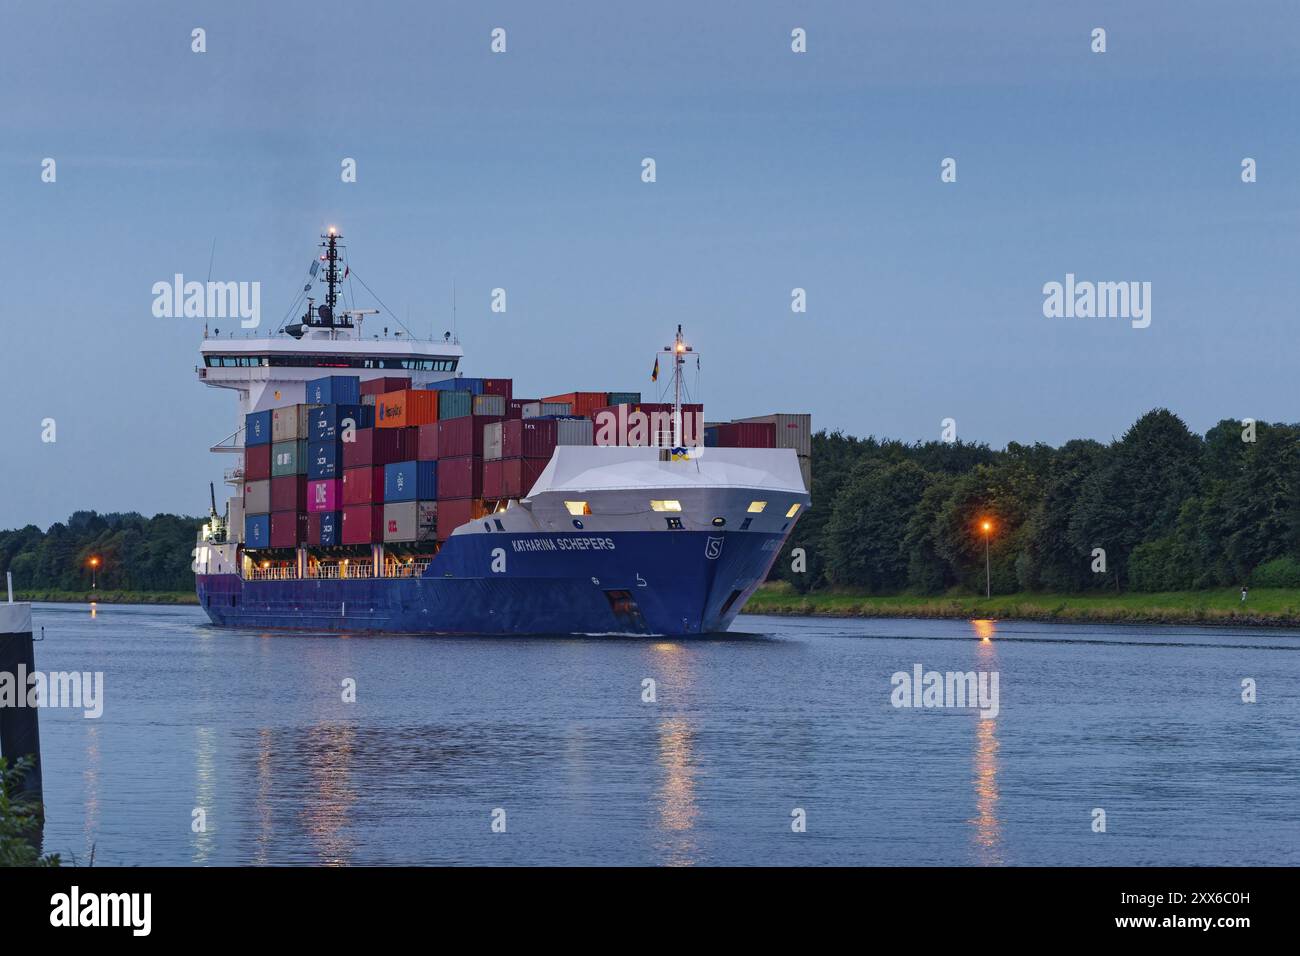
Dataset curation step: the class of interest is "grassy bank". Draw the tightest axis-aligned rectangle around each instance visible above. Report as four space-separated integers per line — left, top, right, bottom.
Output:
742 582 1300 627
15 589 198 605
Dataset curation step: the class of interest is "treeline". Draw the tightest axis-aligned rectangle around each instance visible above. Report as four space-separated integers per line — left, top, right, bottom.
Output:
774 409 1300 595
0 511 204 593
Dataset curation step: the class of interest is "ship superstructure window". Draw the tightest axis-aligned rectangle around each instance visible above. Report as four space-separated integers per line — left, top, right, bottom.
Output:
204 355 458 371
650 500 682 512
565 501 591 516
786 503 801 518
747 501 767 513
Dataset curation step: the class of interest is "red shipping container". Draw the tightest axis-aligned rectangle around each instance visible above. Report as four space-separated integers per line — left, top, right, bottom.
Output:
244 444 271 481
502 458 548 498
307 478 341 512
480 378 513 402
416 423 439 460
542 391 609 417
306 512 323 546
359 376 411 396
270 476 307 512
483 459 504 499
507 398 536 420
437 456 483 498
376 389 438 428
346 428 410 467
502 418 557 459
711 421 776 448
269 511 307 548
437 415 502 458
342 428 374 468
436 497 487 540
341 465 385 505
341 504 383 544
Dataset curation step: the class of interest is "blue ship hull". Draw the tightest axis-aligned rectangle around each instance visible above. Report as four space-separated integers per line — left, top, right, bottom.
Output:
196 529 786 635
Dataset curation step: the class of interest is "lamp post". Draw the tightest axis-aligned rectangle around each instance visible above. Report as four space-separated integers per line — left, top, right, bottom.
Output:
979 520 993 598
88 555 100 590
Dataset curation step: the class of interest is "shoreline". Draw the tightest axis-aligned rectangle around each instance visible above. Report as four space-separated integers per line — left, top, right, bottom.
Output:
16 590 199 605
741 584 1300 629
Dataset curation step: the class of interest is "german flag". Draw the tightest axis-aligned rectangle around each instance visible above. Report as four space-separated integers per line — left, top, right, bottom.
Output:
650 355 659 382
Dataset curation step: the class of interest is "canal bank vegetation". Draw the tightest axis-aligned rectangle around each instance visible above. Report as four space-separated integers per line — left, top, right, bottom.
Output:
13 589 199 605
0 757 59 867
0 511 203 596
763 410 1300 624
745 582 1300 625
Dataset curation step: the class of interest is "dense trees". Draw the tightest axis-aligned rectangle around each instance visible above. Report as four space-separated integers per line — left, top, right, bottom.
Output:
0 512 202 593
775 409 1300 595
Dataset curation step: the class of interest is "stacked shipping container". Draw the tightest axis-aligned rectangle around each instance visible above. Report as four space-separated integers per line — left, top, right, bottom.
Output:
241 371 804 554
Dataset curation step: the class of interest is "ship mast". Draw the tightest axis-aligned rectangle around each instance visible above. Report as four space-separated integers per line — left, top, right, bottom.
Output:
665 324 693 448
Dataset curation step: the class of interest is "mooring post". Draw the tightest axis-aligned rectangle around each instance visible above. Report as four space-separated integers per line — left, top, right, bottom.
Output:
0 586 42 806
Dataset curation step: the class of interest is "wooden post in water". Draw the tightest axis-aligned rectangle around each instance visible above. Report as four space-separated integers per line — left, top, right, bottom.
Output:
0 576 42 807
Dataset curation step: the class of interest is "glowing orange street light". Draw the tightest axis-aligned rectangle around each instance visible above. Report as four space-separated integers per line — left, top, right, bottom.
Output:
979 519 994 598
88 555 101 589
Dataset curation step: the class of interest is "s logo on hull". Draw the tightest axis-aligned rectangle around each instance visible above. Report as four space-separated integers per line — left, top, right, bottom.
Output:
705 537 724 560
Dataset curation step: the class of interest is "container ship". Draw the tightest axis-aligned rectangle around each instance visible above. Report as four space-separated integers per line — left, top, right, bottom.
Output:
191 229 811 635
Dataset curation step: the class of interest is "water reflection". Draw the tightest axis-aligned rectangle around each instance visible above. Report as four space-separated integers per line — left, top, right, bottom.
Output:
82 722 99 863
301 723 357 866
192 726 216 864
970 620 1002 863
254 727 273 865
650 642 700 866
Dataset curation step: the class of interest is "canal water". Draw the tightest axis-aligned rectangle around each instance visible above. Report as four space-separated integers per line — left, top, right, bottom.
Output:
22 603 1300 866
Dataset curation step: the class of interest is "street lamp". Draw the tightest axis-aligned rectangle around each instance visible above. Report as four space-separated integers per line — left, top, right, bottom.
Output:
979 520 993 598
88 555 100 590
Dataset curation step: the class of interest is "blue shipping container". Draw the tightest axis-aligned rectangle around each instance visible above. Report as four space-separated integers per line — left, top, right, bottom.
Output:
384 460 437 502
245 514 271 547
426 377 484 395
704 426 719 447
307 440 343 479
310 404 372 441
245 410 272 446
305 375 361 406
319 511 341 547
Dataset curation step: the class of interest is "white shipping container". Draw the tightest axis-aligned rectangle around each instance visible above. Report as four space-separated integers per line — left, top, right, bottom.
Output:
272 403 316 442
556 418 594 446
522 401 573 418
227 496 245 543
483 421 504 461
243 479 271 515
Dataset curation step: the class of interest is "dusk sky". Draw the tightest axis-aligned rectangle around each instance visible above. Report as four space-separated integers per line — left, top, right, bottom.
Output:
1 0 1297 528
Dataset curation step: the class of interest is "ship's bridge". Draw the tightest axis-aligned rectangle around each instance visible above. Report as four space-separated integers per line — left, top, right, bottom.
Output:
199 328 464 417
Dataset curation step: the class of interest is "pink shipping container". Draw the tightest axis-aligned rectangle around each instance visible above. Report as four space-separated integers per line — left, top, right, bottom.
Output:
307 478 342 512
507 398 536 420
416 423 439 460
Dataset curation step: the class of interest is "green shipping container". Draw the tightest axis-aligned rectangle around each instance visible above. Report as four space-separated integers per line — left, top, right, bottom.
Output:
438 389 472 420
271 439 309 477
